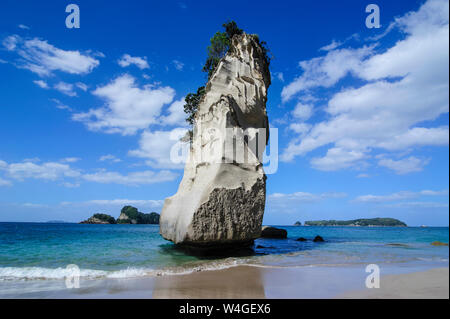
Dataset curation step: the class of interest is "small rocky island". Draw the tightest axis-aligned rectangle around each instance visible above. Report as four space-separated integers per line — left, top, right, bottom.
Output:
304 218 407 227
80 206 160 224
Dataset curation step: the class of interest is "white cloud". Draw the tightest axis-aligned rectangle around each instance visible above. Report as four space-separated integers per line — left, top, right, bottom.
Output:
75 82 88 91
292 102 313 121
280 0 449 173
353 189 448 203
18 24 30 30
72 74 175 135
60 157 80 163
0 177 12 186
378 156 430 174
54 82 76 97
319 39 342 51
3 35 19 50
172 60 184 71
1 160 81 181
273 72 284 82
33 80 49 89
51 98 72 111
82 169 177 185
118 54 149 70
129 128 188 169
269 191 347 202
62 182 80 188
159 98 187 126
99 154 121 163
3 35 99 76
281 45 374 102
310 147 367 171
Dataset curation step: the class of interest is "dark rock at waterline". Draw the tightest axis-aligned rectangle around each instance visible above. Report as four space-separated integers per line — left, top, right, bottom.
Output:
256 245 275 249
260 226 287 239
296 237 307 242
313 235 325 242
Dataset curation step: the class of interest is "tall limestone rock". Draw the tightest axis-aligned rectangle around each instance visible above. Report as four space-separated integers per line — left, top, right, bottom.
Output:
160 33 271 249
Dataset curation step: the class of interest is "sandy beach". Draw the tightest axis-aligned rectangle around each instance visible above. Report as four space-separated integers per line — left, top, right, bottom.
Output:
2 265 447 299
338 267 449 299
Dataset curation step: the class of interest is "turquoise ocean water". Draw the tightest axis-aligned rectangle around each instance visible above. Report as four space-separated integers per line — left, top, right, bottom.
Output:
0 223 448 282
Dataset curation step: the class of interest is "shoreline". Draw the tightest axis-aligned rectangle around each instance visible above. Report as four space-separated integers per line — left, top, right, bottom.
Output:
1 263 448 299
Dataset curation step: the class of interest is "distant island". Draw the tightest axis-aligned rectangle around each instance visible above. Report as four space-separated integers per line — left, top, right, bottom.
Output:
304 218 407 227
294 221 302 226
80 206 160 225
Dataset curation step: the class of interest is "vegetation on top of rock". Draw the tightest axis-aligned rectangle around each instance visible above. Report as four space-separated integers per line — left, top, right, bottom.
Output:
80 213 116 224
294 221 302 226
92 213 116 224
304 218 407 227
79 206 160 224
183 21 271 136
117 205 160 224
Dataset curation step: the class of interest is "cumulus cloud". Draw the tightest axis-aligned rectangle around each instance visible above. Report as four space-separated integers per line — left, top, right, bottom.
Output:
118 54 149 69
281 45 374 102
292 102 314 121
129 128 189 169
54 82 76 97
310 147 367 171
281 0 449 174
72 74 176 135
378 156 430 174
2 35 99 76
159 98 187 126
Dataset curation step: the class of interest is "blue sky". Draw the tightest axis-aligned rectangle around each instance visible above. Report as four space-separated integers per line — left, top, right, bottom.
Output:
0 0 448 226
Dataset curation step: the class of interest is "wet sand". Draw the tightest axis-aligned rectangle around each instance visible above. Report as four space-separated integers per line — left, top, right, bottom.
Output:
1 265 448 299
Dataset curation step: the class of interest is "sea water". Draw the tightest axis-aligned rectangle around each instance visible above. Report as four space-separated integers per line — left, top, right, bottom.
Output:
0 223 448 283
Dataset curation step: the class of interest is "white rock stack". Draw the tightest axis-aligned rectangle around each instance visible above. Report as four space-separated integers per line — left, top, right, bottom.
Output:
160 33 271 249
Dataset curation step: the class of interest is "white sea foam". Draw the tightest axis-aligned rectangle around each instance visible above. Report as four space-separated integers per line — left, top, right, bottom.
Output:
0 258 257 281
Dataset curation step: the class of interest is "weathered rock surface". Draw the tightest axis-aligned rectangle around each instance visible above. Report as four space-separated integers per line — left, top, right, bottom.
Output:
260 226 287 239
160 33 271 248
